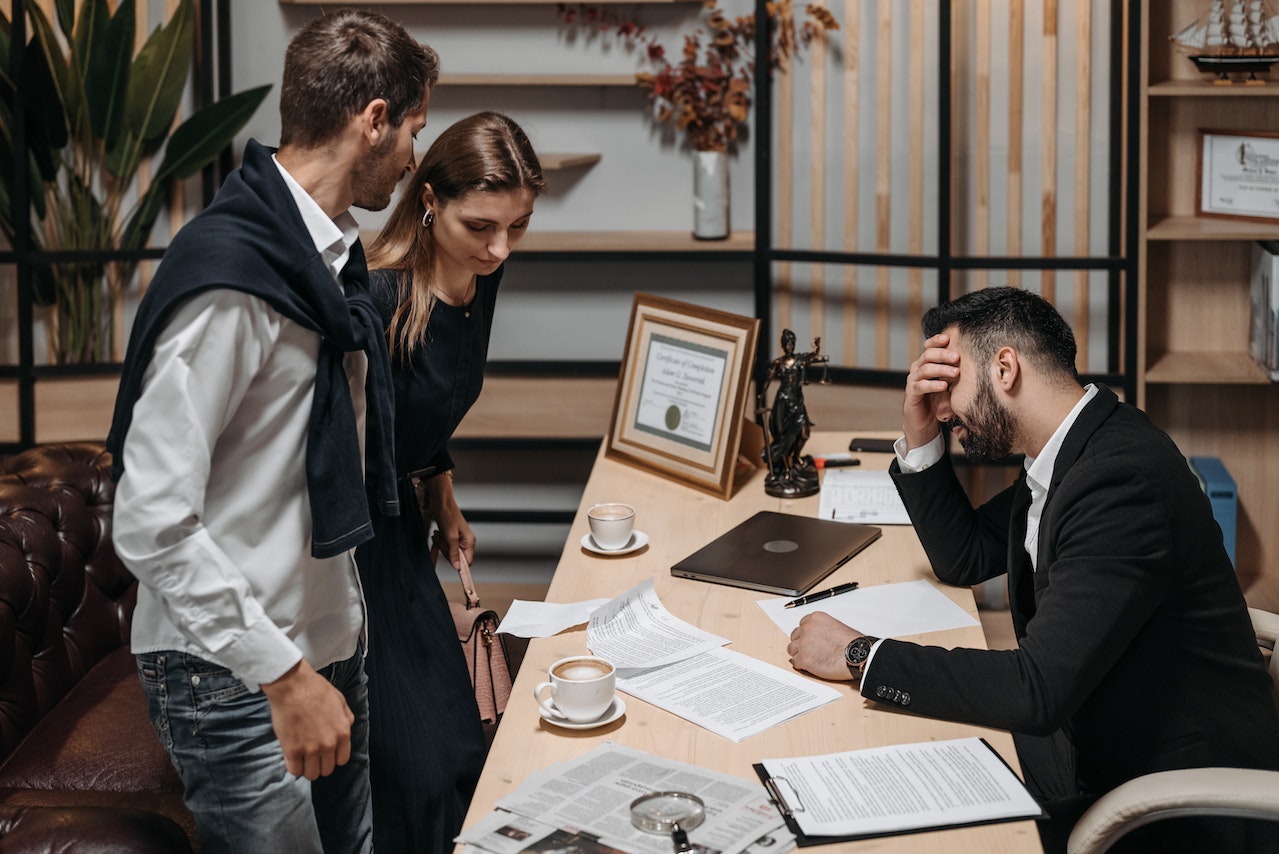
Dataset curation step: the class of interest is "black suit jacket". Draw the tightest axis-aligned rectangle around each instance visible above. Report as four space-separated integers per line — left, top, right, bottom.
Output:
874 385 1279 794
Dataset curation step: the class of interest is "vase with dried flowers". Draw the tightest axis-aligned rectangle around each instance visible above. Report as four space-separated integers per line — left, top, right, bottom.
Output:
558 1 838 239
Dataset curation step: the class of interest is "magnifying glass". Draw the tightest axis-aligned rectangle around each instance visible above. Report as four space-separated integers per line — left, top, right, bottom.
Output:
629 791 705 853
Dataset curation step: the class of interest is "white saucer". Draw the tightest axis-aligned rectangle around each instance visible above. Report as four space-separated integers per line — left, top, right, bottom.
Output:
581 530 649 556
539 696 627 730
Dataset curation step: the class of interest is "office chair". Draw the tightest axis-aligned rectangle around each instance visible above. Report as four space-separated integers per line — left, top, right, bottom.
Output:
1066 608 1279 854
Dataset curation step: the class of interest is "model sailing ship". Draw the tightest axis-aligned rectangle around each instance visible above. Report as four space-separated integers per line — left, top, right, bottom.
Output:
1171 0 1279 82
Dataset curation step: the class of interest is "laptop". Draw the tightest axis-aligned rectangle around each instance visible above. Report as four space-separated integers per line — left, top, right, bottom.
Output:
670 511 882 596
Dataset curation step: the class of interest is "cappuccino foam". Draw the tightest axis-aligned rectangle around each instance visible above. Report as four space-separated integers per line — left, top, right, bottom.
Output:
553 660 612 681
589 503 633 521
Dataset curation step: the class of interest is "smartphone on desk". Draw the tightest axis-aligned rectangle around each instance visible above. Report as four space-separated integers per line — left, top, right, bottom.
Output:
848 437 898 454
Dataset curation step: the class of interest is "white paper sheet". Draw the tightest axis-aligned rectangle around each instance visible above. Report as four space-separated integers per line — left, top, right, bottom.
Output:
586 578 730 670
758 737 1043 839
616 646 842 743
757 579 980 639
496 598 612 638
817 468 912 524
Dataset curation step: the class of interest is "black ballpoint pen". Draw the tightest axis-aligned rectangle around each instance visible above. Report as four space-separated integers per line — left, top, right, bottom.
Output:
784 581 859 609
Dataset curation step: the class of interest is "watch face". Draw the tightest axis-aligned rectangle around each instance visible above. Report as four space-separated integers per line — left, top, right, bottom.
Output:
845 638 872 667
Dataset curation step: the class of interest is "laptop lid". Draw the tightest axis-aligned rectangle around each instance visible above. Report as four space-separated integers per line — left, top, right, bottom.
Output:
670 511 882 596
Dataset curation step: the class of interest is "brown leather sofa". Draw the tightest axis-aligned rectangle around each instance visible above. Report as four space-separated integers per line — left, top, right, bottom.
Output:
0 442 196 852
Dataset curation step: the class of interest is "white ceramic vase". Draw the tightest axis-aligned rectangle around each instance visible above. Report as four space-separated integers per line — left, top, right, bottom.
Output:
692 149 730 240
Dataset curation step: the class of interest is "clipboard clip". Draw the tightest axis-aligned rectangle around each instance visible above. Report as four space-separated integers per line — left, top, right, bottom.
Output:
762 775 805 817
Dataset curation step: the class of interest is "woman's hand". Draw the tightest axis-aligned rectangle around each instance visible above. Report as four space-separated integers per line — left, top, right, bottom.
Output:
425 472 475 569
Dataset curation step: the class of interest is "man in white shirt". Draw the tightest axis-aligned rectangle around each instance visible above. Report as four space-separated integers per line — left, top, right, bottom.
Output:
106 10 439 853
787 287 1279 853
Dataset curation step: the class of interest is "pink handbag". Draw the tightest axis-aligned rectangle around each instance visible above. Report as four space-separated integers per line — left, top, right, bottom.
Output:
447 553 512 725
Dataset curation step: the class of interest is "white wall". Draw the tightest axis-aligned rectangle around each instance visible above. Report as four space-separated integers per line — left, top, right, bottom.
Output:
227 2 762 365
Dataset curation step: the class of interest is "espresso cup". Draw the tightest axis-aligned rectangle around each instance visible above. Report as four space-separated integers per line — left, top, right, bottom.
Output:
587 502 635 550
533 656 616 723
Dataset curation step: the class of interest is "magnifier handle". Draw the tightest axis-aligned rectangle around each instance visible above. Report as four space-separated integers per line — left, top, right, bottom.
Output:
671 823 695 853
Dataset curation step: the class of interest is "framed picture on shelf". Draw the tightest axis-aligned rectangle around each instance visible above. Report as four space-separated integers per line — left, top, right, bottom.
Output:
1197 129 1279 223
606 293 760 499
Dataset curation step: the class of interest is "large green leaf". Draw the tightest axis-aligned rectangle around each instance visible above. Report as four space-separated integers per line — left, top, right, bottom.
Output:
154 84 272 183
55 0 75 41
18 41 66 181
0 97 49 225
120 83 271 250
0 7 10 84
123 0 193 144
119 179 167 252
64 0 112 141
25 2 72 125
85 0 135 144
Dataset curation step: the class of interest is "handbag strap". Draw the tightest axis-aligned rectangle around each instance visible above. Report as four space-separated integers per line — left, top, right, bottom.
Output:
455 551 481 610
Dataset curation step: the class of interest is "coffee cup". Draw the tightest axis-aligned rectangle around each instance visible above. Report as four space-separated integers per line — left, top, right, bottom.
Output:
587 502 635 550
534 656 616 723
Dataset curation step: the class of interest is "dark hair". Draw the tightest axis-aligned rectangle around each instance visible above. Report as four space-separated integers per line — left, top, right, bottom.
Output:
367 112 545 360
922 287 1078 380
280 9 440 149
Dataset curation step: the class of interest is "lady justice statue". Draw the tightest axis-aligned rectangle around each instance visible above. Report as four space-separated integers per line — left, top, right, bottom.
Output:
756 329 830 498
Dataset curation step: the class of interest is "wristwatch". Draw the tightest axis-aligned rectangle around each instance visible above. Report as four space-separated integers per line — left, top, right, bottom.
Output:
844 635 879 679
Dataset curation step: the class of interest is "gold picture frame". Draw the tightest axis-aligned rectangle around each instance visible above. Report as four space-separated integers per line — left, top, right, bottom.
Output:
606 293 760 499
1197 129 1279 223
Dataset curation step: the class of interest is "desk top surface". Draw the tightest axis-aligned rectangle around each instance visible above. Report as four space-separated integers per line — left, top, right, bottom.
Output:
462 433 1042 853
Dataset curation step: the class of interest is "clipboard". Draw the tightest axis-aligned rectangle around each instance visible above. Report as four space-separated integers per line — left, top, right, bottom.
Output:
753 738 1046 847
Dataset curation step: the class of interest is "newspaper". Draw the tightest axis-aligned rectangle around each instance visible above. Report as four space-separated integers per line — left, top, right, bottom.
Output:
456 742 793 854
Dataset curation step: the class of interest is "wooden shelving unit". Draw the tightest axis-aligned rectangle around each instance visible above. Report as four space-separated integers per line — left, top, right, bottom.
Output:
440 74 638 87
537 153 602 171
279 0 695 4
1138 0 1279 609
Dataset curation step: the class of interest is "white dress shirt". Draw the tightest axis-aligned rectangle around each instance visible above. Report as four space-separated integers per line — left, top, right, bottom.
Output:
114 157 367 690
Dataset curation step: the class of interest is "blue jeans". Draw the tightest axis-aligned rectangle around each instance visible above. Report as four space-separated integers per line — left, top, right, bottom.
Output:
137 648 373 854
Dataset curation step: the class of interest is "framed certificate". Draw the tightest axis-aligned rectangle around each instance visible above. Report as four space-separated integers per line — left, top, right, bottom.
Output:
606 293 760 499
1197 130 1279 223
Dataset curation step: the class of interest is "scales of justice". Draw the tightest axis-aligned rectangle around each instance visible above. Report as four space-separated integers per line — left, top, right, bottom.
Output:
755 329 830 498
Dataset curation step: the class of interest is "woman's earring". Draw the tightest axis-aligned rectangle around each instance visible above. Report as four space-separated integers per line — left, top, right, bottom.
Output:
421 208 435 228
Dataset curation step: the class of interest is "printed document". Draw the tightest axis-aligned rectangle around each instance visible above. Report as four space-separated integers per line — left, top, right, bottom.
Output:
585 579 840 741
616 646 841 743
756 737 1044 841
818 468 912 524
586 578 729 670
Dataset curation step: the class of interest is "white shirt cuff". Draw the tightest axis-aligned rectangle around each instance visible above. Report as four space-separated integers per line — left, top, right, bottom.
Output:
895 433 946 473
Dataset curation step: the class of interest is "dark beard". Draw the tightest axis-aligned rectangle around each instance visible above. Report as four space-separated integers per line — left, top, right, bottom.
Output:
949 376 1015 463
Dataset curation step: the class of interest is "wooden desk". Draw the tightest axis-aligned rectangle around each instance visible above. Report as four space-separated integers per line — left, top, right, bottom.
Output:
464 433 1043 853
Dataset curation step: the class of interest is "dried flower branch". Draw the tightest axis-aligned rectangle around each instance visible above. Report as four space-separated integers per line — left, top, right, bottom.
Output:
558 1 838 153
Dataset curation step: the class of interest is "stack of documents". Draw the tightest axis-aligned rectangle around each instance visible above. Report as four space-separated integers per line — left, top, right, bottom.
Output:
587 580 842 742
755 737 1044 845
456 742 795 854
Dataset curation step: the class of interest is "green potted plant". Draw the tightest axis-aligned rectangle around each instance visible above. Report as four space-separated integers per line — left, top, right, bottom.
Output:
0 0 270 364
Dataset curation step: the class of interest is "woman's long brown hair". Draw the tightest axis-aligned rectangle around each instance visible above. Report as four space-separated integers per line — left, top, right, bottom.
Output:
366 111 544 363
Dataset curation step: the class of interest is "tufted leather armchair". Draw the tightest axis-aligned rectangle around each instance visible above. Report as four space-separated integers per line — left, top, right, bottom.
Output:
0 443 195 852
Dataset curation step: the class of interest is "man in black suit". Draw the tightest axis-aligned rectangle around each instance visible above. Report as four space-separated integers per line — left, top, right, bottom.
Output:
787 287 1279 853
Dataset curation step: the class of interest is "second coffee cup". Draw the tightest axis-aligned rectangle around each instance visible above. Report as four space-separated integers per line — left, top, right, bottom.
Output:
534 656 616 723
587 502 635 550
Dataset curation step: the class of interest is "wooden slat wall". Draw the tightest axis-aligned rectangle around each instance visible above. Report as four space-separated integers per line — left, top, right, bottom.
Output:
772 0 1109 376
841 0 860 364
1073 0 1092 367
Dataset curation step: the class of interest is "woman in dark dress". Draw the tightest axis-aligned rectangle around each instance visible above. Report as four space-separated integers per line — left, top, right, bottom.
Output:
355 111 544 853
